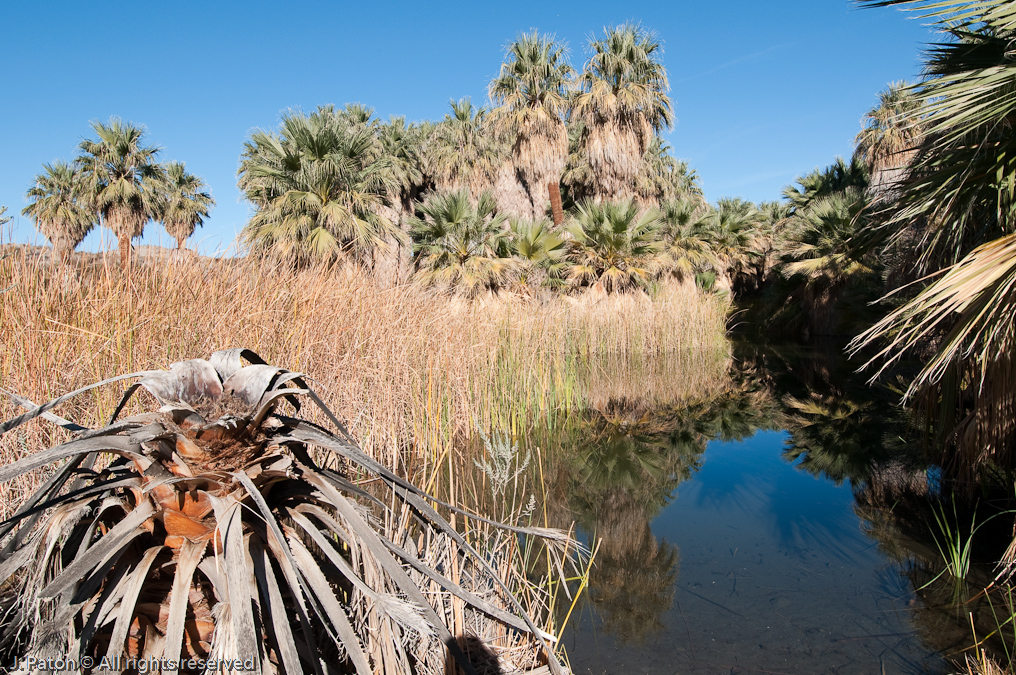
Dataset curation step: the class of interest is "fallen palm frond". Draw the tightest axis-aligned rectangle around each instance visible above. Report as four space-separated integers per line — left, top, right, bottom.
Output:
0 350 582 674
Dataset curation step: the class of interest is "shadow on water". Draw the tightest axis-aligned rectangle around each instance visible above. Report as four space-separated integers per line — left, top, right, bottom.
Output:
525 339 989 674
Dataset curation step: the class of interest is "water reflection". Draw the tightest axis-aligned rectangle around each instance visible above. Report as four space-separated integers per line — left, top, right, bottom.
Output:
533 341 970 673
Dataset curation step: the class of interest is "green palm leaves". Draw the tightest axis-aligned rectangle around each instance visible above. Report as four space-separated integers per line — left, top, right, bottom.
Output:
565 201 668 292
22 161 95 261
573 23 673 203
409 190 517 295
852 0 1016 480
162 162 214 250
239 106 406 266
77 119 166 268
489 31 574 219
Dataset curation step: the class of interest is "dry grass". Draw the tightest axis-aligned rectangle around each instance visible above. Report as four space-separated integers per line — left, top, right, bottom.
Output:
0 244 729 517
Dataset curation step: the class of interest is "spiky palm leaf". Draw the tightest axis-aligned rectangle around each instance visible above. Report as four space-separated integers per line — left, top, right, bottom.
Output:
0 350 575 674
22 162 95 262
161 162 214 251
509 217 567 289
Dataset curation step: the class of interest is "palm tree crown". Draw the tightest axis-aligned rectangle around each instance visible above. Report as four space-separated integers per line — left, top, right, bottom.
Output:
161 162 214 250
76 118 166 268
238 106 406 266
573 23 674 203
22 161 95 261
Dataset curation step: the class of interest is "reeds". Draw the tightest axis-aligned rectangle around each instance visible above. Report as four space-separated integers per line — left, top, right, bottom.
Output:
0 244 728 515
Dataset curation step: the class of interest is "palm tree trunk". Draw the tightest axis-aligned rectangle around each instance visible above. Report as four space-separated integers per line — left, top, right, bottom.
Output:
548 181 564 226
118 231 132 270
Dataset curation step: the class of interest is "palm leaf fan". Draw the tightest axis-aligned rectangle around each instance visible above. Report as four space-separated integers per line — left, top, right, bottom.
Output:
0 349 577 675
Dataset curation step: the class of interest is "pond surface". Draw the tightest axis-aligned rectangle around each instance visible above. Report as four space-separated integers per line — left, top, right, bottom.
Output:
544 342 968 675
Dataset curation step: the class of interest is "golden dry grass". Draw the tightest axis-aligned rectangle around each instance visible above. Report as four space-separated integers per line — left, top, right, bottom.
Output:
0 245 729 514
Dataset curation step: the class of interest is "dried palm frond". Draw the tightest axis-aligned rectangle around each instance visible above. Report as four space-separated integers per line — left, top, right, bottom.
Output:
0 349 576 674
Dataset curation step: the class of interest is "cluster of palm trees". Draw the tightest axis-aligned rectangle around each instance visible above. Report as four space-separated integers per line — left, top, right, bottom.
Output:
22 119 213 266
236 24 705 282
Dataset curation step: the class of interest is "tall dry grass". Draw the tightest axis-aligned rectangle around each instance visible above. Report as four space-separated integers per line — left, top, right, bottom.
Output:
0 245 728 505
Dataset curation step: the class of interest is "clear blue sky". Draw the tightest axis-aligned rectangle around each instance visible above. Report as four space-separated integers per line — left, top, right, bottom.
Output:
0 1 935 255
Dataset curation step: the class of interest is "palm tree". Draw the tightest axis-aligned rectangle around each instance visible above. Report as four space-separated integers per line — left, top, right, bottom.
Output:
565 200 668 293
0 350 572 674
634 137 704 209
697 197 762 293
427 98 503 200
509 217 567 290
658 197 714 288
22 161 95 262
76 119 166 269
489 31 574 222
573 23 674 203
238 106 406 266
854 81 925 198
161 162 214 251
853 0 1016 484
409 190 518 295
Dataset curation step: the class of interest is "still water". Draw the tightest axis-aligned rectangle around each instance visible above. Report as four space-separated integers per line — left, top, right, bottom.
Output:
547 343 969 674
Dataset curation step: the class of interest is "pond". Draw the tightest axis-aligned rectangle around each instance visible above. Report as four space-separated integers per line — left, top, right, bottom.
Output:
532 342 1001 675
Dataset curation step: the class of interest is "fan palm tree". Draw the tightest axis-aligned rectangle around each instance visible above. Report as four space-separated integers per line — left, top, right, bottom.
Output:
22 161 95 262
427 99 500 199
854 81 925 198
509 217 567 289
853 0 1016 483
572 23 673 203
409 190 518 295
565 200 668 293
0 350 573 675
658 197 714 288
697 197 762 293
238 106 406 266
76 119 166 269
489 31 574 222
161 162 214 251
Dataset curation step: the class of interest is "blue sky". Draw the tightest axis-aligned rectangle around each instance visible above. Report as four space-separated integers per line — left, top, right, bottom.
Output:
0 1 935 255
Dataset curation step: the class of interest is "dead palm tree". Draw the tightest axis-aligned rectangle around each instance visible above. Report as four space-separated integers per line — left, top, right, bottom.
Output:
76 119 166 270
161 162 214 251
0 350 575 674
572 23 673 203
488 31 574 222
22 162 95 262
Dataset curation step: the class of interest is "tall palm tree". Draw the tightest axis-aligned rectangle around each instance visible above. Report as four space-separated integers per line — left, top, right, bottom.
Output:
409 190 518 295
573 23 673 203
161 162 214 251
428 98 503 198
489 31 574 222
565 200 668 293
76 119 166 269
238 106 406 266
22 161 95 262
854 81 925 198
